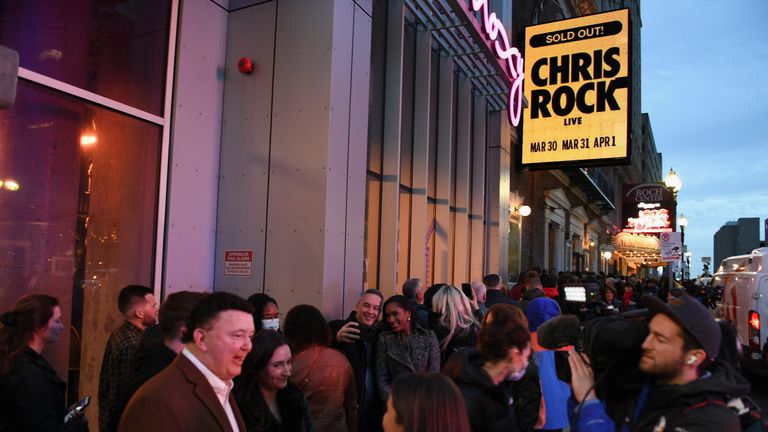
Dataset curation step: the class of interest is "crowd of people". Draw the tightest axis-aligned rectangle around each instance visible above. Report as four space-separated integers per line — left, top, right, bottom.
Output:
0 269 760 431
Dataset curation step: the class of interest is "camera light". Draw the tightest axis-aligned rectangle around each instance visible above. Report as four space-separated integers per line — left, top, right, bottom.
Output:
564 286 587 302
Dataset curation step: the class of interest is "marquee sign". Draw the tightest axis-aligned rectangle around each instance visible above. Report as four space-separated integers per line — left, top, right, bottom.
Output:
522 9 631 168
454 0 525 127
622 183 676 234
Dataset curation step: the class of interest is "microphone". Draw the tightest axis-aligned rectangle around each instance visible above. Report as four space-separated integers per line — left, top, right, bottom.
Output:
537 314 582 350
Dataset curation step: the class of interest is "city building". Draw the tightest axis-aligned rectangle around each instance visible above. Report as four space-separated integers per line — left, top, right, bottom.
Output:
0 0 664 423
714 218 761 267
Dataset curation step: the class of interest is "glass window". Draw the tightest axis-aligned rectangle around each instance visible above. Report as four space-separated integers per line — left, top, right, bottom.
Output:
0 80 161 402
0 0 172 115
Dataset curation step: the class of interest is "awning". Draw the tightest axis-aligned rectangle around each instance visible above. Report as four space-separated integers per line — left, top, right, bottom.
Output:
612 232 663 266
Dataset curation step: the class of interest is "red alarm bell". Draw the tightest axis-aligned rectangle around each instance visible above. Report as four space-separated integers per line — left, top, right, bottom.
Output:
237 57 254 74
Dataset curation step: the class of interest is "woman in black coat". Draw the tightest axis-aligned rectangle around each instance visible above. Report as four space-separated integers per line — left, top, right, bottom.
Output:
0 294 88 432
234 330 313 432
442 318 532 432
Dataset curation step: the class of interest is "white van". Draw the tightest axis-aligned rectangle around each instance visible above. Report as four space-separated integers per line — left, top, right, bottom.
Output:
713 248 768 375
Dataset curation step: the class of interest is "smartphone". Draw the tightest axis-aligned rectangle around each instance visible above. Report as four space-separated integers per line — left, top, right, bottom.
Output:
356 325 376 342
461 283 474 300
64 395 90 423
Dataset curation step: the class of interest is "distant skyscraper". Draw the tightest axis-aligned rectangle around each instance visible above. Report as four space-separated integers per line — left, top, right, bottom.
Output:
713 218 761 267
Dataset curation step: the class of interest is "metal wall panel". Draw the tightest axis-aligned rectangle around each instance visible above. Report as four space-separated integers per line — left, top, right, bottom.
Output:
214 1 276 296
165 0 228 294
343 4 373 315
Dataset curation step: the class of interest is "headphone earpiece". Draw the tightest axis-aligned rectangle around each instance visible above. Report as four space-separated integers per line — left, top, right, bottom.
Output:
687 356 697 365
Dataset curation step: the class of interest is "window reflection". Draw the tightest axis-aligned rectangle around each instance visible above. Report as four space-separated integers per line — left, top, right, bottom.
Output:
0 80 161 403
0 0 172 115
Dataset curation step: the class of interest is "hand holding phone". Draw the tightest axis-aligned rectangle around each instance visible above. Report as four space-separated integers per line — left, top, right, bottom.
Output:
64 395 90 423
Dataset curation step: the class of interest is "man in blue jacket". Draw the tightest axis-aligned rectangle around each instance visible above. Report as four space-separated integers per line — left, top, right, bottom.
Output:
568 294 749 432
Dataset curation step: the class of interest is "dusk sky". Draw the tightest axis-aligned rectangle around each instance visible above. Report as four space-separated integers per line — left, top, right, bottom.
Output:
641 0 768 275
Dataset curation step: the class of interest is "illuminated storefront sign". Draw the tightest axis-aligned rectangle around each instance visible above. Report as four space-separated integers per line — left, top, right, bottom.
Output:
457 0 525 127
612 232 661 253
622 183 676 234
522 9 631 167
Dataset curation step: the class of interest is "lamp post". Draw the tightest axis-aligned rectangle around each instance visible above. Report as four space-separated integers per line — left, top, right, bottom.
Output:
664 168 683 284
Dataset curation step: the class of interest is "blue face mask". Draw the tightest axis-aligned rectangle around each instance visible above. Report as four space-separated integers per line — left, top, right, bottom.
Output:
262 318 280 331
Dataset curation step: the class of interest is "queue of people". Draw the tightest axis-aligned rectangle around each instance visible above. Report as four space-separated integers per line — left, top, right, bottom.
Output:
0 270 759 432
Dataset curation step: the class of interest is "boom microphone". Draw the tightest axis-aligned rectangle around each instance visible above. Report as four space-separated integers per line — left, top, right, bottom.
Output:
537 314 582 350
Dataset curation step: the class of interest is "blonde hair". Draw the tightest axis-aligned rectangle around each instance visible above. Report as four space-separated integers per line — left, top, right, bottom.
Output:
431 286 478 353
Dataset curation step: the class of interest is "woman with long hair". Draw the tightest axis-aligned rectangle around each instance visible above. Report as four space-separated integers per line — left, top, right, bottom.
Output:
0 294 87 431
375 295 440 406
430 285 479 363
382 373 470 432
283 305 357 432
234 330 312 432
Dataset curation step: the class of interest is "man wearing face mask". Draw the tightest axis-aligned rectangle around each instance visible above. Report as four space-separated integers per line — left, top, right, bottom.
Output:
442 318 532 432
247 293 281 332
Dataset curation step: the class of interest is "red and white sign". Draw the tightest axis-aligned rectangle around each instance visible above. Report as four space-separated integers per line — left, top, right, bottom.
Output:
660 232 682 262
224 250 253 276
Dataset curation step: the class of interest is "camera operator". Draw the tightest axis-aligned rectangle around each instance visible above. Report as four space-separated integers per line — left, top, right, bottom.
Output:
568 294 749 432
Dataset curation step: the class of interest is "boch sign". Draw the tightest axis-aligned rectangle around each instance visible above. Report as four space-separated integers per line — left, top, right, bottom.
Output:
522 9 631 168
622 183 676 234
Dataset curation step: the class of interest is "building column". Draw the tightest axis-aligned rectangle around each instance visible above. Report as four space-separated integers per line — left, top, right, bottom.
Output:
433 54 454 284
408 29 432 283
485 112 510 280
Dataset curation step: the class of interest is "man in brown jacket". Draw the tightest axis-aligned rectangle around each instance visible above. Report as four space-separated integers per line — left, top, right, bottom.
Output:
118 292 255 432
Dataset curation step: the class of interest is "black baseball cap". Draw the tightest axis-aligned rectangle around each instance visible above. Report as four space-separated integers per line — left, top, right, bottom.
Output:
643 294 721 362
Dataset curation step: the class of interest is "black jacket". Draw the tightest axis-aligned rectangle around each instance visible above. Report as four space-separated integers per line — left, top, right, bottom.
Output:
485 290 519 308
629 362 750 432
442 348 518 432
509 360 542 432
110 338 177 430
0 348 87 432
329 312 382 432
235 382 313 432
432 322 479 365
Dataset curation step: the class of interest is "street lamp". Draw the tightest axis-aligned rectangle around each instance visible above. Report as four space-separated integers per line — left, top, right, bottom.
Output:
516 205 531 217
664 168 682 196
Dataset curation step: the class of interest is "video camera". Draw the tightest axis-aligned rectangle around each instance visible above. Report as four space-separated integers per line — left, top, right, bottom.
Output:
561 283 620 320
537 309 649 407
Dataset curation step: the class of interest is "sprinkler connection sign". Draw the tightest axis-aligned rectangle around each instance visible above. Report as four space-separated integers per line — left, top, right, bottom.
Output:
522 9 631 168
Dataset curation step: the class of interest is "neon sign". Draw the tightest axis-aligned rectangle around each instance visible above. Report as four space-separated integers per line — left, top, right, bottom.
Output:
468 0 525 127
624 208 672 234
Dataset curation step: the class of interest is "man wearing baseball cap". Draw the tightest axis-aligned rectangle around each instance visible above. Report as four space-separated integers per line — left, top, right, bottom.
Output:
569 294 750 432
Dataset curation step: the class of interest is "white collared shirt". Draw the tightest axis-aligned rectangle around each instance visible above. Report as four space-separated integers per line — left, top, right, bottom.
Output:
182 348 240 432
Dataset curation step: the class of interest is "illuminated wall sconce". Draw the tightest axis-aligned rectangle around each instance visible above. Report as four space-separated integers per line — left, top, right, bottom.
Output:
2 179 20 191
603 251 612 260
80 133 97 147
589 240 595 247
514 205 531 217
